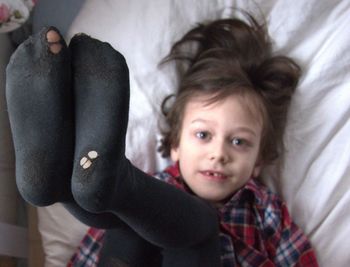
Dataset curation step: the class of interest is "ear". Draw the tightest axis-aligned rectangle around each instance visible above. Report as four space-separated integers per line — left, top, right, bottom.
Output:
252 162 262 178
170 146 180 162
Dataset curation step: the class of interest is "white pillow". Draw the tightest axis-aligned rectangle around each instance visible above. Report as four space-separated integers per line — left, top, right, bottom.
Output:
37 204 89 266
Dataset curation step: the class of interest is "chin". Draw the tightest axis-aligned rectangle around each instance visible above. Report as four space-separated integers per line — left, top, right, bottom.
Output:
188 183 232 203
197 191 228 204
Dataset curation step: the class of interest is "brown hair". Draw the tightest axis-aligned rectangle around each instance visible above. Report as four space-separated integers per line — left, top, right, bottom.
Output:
158 13 301 165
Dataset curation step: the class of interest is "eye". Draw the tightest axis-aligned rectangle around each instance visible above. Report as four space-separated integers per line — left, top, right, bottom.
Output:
231 137 245 146
196 131 210 140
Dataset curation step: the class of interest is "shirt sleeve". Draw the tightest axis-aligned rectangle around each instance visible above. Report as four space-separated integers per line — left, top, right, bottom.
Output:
268 202 319 267
67 227 105 267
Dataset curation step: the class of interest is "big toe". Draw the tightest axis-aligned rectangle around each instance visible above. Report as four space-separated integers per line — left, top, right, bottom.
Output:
46 29 63 54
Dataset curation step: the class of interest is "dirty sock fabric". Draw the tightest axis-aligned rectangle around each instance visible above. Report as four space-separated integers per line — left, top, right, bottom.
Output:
106 164 221 267
6 27 74 206
5 27 152 232
162 234 221 267
62 202 128 229
69 33 130 212
69 35 221 266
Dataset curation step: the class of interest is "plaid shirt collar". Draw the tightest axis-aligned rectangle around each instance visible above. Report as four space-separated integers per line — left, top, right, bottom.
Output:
219 178 266 210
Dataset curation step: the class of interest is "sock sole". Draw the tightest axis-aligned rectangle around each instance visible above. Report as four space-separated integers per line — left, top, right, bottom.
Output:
69 34 130 212
6 27 74 206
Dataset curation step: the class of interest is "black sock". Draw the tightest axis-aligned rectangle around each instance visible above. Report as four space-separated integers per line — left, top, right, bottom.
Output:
68 33 130 213
6 27 74 206
98 227 161 267
162 234 221 267
6 28 137 229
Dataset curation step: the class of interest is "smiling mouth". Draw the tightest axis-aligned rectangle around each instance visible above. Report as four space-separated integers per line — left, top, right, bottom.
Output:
200 171 228 181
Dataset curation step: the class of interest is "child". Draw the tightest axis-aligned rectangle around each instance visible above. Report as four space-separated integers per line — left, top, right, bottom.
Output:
6 13 318 267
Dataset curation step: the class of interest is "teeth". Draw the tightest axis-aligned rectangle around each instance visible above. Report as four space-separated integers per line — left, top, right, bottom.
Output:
207 172 222 177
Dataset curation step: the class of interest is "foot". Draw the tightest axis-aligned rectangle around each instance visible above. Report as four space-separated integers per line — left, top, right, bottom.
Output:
6 27 74 206
69 34 130 213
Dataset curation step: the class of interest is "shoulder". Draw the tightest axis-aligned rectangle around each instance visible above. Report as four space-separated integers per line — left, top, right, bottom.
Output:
248 179 292 233
153 164 179 182
219 179 288 241
153 163 187 191
67 228 105 266
250 180 319 266
247 179 285 216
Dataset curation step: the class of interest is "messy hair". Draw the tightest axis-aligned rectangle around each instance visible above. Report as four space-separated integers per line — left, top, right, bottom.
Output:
158 13 301 165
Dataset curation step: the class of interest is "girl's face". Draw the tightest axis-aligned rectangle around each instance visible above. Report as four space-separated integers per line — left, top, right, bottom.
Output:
171 94 263 205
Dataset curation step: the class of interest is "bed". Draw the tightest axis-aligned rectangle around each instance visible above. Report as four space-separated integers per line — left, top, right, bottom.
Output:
1 0 350 266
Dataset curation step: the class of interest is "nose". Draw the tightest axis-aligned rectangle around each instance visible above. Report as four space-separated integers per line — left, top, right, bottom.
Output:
209 138 230 164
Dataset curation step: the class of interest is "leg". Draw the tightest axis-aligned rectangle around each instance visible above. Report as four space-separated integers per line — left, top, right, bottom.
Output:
69 34 221 265
98 228 162 267
162 234 221 267
99 165 221 267
6 26 74 206
62 202 127 229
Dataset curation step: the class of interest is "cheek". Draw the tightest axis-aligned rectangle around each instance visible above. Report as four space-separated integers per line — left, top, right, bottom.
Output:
236 153 259 175
245 156 261 177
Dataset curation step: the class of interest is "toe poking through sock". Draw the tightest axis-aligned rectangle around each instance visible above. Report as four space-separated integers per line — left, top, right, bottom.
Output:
79 151 99 169
46 29 62 54
46 29 61 43
48 43 62 54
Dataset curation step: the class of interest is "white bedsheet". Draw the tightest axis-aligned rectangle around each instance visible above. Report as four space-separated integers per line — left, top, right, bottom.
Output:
32 0 350 266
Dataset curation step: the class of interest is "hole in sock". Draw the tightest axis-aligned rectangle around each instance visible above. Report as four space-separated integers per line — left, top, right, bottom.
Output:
79 151 99 169
88 150 98 159
46 30 62 54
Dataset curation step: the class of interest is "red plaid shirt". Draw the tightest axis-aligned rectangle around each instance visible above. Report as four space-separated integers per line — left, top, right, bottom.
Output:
68 165 318 266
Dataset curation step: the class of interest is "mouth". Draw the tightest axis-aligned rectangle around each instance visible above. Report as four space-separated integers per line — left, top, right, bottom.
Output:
199 170 228 181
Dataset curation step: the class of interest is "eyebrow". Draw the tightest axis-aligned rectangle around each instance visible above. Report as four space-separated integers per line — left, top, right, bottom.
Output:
191 119 258 137
190 118 212 126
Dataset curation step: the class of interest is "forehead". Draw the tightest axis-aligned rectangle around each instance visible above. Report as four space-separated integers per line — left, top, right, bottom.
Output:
183 93 264 126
